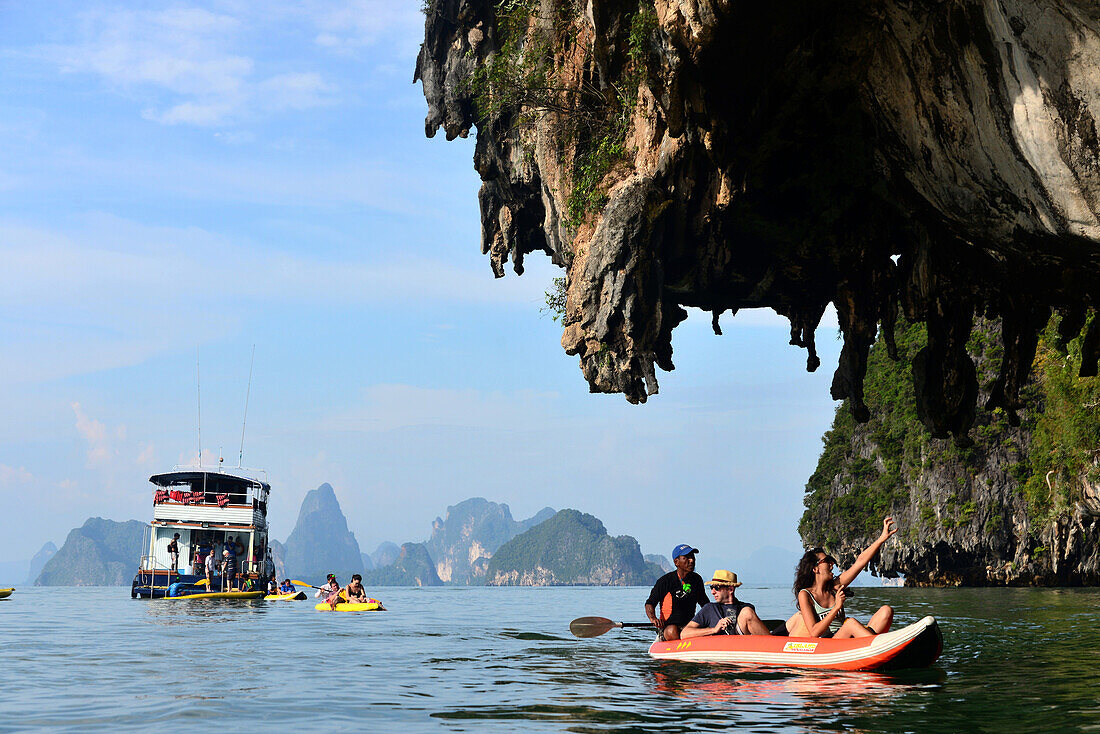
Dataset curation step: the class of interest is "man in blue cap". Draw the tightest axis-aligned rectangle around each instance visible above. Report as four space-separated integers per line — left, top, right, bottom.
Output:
644 543 708 641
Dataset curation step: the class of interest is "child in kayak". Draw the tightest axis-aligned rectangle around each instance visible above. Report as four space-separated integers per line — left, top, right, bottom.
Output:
279 579 296 594
314 574 341 606
788 517 897 638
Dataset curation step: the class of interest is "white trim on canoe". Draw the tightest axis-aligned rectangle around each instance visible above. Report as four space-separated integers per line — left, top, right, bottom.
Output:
649 616 938 667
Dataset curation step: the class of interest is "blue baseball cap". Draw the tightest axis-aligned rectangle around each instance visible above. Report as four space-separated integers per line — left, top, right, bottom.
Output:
671 544 699 559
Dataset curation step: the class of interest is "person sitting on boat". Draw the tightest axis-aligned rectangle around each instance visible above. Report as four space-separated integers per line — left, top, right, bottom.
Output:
788 517 897 639
680 570 771 638
278 579 296 594
645 544 709 641
266 574 278 595
341 574 372 603
240 576 256 592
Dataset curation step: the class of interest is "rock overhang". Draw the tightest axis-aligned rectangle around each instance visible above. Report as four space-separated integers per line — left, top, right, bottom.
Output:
416 0 1100 442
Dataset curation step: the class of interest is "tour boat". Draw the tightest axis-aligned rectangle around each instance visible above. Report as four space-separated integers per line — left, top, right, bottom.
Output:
649 616 942 671
130 463 275 599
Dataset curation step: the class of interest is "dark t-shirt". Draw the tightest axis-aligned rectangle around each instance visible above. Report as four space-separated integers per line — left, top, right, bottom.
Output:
691 600 755 635
167 539 178 554
646 570 708 627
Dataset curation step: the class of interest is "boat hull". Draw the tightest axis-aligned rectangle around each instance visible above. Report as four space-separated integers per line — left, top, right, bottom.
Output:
0 588 13 599
314 601 384 612
264 591 307 601
649 616 942 671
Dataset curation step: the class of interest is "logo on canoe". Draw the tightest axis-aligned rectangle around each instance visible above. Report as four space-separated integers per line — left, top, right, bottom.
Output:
782 641 818 653
674 641 692 650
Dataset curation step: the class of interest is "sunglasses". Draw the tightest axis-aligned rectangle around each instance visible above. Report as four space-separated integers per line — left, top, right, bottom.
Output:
710 584 733 590
816 558 835 567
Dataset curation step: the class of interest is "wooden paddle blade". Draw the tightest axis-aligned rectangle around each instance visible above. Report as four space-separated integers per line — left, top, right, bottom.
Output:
569 616 618 638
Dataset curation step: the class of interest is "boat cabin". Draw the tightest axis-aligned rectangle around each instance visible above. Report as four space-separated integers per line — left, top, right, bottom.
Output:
131 466 275 598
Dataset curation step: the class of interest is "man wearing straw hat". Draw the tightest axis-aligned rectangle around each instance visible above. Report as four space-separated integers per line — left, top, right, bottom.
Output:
680 570 771 637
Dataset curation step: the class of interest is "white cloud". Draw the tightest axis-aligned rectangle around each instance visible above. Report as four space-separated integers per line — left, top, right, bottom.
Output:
41 5 333 126
72 402 124 466
258 72 335 112
135 443 156 467
0 464 34 486
306 0 424 55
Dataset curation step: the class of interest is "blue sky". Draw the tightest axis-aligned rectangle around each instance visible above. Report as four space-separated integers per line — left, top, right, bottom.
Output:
0 1 845 576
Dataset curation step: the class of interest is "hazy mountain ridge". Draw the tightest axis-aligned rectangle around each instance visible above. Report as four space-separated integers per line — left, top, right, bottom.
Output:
36 519 145 586
362 543 442 587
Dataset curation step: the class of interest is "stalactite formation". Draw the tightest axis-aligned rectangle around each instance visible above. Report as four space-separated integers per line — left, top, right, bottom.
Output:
416 0 1100 442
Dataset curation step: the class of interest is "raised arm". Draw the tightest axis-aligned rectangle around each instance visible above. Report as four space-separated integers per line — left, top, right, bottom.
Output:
836 517 897 589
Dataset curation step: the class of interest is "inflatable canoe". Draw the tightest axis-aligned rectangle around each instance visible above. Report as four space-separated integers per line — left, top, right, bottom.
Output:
0 588 13 599
314 600 384 612
161 591 265 601
264 591 307 601
649 616 942 671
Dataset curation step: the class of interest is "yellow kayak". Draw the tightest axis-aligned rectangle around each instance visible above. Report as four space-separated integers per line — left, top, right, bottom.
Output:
314 600 385 612
162 591 265 600
264 591 307 601
0 588 13 599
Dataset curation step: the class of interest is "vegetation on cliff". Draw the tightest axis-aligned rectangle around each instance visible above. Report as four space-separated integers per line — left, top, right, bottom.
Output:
801 314 1100 585
485 509 664 585
362 543 442 587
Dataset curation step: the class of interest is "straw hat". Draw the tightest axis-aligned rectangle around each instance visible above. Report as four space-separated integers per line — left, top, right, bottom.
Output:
707 570 742 587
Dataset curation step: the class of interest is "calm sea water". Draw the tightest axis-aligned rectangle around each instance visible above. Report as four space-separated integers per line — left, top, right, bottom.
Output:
2 585 1099 732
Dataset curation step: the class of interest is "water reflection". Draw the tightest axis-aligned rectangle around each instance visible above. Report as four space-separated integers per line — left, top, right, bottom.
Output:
141 598 269 625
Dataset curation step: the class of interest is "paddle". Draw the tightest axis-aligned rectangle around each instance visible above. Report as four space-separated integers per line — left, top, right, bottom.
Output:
291 580 348 603
570 615 788 638
569 616 654 638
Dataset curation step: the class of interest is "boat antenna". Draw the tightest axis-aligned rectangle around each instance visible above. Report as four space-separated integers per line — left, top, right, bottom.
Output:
238 344 255 469
196 345 202 469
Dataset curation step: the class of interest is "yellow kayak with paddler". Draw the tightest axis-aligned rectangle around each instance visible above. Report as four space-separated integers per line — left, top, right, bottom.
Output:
315 599 385 612
0 588 13 599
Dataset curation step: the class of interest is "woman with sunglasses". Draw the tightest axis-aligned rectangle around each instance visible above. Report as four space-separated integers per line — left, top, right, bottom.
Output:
788 517 897 638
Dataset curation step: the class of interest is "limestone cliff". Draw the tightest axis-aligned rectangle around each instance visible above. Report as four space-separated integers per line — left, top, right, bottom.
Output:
281 483 363 580
417 0 1100 442
801 315 1100 585
484 509 666 585
363 543 443 587
36 519 144 586
424 497 554 583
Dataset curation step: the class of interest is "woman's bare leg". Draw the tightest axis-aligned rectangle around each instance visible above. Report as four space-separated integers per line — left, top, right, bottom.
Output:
832 617 875 639
784 612 807 636
867 605 894 633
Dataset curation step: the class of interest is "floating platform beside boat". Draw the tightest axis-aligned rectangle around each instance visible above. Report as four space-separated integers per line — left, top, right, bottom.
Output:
0 588 13 599
161 591 265 601
314 600 385 612
649 616 942 671
264 591 307 601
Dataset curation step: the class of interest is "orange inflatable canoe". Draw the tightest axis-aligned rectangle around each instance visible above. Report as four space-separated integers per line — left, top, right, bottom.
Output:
649 616 942 671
